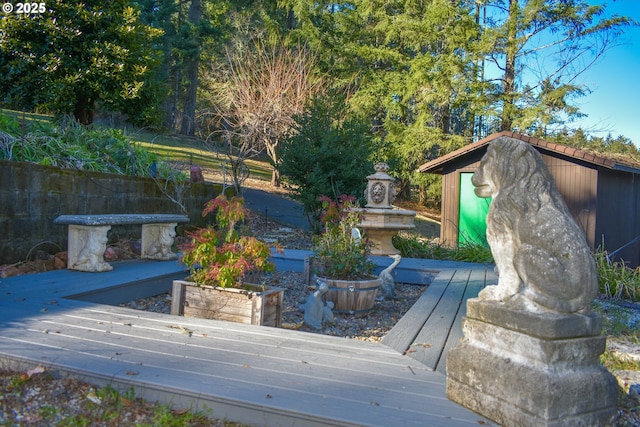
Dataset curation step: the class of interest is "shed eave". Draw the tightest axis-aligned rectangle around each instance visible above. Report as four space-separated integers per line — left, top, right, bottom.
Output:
416 131 640 176
611 164 640 175
417 163 445 174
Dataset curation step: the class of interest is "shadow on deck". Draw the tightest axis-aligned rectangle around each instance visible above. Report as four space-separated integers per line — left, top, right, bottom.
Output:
0 251 496 427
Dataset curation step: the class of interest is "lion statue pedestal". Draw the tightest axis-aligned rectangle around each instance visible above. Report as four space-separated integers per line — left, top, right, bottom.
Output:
446 300 618 426
445 137 618 426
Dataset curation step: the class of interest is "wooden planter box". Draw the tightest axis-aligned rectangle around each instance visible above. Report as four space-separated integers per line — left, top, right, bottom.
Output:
171 280 284 327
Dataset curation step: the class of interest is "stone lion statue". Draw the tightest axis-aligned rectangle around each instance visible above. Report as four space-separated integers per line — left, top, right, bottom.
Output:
147 226 177 260
74 229 112 272
472 137 597 314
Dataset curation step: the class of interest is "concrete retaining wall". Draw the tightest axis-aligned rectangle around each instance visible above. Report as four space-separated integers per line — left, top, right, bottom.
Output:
0 160 223 264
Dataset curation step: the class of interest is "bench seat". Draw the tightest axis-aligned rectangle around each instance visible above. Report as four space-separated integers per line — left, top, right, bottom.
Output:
55 214 189 272
54 214 189 226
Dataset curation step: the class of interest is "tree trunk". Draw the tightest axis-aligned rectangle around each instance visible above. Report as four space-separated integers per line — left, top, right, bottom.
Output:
439 104 451 134
162 38 176 131
265 138 281 187
158 0 179 131
180 0 201 136
271 169 281 187
501 0 518 132
398 178 412 200
73 94 95 125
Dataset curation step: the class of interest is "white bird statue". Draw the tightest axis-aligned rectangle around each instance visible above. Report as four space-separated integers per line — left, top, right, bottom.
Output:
378 254 402 300
351 227 362 244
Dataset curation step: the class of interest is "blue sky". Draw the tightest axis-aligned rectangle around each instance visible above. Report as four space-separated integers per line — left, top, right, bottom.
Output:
572 1 640 147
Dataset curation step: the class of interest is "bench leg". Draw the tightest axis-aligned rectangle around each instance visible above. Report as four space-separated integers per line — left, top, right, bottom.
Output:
141 223 178 260
67 225 113 272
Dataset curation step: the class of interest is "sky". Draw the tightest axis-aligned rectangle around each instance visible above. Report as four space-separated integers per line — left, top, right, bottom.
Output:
572 1 640 147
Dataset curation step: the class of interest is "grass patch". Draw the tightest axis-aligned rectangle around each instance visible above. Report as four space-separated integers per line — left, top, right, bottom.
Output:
600 348 640 372
393 233 494 264
0 366 247 426
595 249 640 302
0 108 275 183
0 110 184 181
592 297 640 377
595 302 639 337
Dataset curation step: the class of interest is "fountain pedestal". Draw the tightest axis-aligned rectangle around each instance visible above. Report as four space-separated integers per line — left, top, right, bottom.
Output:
358 163 416 256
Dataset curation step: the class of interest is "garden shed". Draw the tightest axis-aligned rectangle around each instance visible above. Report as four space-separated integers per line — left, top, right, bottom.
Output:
418 131 640 268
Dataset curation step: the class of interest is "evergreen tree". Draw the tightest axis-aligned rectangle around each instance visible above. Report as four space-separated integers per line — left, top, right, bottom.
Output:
279 96 378 231
0 1 162 125
137 0 228 133
478 0 635 134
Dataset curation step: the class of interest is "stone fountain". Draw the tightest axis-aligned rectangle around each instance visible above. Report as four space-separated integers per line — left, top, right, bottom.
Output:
358 163 416 255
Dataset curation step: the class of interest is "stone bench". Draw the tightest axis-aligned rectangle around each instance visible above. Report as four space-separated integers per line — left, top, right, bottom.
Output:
54 214 189 272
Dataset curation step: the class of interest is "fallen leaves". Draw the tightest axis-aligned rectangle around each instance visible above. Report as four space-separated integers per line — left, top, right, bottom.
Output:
23 365 45 380
411 342 432 349
166 324 194 337
86 390 102 404
0 367 234 425
404 342 431 355
281 321 304 330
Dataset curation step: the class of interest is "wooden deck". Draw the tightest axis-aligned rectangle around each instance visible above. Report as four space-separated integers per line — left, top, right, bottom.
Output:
383 269 498 374
0 257 496 426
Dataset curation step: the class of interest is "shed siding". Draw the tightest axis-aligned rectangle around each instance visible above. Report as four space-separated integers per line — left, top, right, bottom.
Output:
595 170 640 267
541 153 598 248
441 172 460 245
439 152 599 252
424 134 640 268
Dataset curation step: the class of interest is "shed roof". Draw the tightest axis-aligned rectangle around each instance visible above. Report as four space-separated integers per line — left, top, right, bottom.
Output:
418 131 640 175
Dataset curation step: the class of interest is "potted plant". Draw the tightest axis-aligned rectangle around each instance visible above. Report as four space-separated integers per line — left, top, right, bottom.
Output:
310 195 381 314
171 194 284 327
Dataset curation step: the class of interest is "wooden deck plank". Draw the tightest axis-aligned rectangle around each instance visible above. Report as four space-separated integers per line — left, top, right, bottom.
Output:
382 268 494 372
2 301 445 391
1 259 186 301
0 259 496 426
0 345 455 427
34 308 434 382
55 304 404 360
0 328 431 401
408 270 471 370
381 269 456 353
435 269 490 374
0 306 491 426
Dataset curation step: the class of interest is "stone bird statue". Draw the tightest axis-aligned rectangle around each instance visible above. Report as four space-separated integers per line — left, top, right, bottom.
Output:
378 254 402 300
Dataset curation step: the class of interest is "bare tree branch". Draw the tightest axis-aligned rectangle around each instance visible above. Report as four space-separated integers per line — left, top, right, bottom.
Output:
198 39 325 191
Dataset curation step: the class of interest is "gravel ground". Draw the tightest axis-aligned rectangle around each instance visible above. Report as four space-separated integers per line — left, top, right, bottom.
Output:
0 363 241 426
123 212 426 342
122 270 426 342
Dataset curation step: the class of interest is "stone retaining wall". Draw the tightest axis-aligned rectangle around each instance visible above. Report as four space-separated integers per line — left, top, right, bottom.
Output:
0 160 223 264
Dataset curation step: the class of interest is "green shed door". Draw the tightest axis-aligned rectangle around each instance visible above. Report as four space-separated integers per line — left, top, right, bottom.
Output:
458 172 491 246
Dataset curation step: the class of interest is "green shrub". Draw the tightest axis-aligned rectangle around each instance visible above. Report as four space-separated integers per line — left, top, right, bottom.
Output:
278 96 378 233
392 233 494 264
0 112 185 181
311 195 376 280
